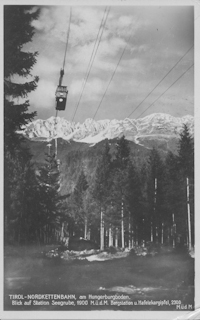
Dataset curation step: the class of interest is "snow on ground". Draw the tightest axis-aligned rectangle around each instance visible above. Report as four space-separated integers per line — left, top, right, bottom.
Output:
46 243 160 260
189 248 195 258
98 285 163 294
46 244 194 261
85 250 129 261
46 248 130 261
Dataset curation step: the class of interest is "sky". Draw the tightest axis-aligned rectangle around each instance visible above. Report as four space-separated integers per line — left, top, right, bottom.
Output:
22 5 194 123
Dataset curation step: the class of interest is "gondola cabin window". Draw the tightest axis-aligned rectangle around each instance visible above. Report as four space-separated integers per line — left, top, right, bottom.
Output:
56 85 68 110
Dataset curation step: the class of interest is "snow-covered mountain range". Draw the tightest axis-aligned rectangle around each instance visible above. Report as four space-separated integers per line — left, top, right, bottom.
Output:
19 113 194 147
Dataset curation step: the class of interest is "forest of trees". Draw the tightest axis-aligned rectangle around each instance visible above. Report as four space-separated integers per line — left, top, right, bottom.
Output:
4 5 40 244
63 130 194 251
4 6 194 251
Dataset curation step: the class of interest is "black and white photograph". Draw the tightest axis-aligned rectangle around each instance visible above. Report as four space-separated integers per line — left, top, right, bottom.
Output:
2 0 200 319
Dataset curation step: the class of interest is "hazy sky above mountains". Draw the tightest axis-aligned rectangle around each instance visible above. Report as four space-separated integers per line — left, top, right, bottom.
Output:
24 5 194 122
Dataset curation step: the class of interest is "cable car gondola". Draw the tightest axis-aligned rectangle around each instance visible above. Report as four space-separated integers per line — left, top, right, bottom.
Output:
55 85 68 111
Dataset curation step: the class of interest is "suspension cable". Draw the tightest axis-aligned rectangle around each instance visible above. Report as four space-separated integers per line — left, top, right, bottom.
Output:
127 45 194 118
71 7 110 122
55 7 72 160
62 7 72 72
92 26 134 120
92 12 144 120
81 7 108 91
136 64 194 119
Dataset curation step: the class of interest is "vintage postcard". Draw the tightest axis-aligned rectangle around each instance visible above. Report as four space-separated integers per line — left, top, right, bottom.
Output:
1 0 200 319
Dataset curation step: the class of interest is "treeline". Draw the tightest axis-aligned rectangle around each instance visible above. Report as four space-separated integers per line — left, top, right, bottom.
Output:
4 127 194 249
65 129 194 250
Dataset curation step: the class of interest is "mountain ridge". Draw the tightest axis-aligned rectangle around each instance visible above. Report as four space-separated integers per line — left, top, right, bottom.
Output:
24 113 194 194
19 113 194 148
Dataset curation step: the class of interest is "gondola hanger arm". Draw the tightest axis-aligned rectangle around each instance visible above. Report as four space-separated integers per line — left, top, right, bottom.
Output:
59 69 64 86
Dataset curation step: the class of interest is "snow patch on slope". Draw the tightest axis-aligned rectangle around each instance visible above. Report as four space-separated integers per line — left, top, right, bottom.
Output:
18 113 194 146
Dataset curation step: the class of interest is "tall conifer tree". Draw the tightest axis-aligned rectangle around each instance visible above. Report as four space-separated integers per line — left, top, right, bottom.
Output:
146 148 166 243
36 152 68 243
4 6 40 243
70 170 89 237
111 136 131 248
177 124 194 248
92 140 112 249
127 163 143 245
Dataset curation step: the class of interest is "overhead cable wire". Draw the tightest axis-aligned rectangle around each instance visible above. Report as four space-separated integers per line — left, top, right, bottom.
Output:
71 7 108 122
71 7 110 122
62 7 72 71
72 7 110 122
92 12 150 120
136 63 194 119
92 33 132 119
81 7 108 89
127 44 194 118
92 17 143 120
55 7 72 160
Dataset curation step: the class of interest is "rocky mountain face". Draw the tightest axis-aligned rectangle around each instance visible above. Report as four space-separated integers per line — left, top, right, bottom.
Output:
19 113 194 150
23 113 194 195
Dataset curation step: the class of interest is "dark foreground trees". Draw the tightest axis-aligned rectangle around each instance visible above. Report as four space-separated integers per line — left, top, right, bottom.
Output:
4 6 40 244
34 152 69 244
68 128 194 251
18 128 192 250
177 124 194 248
4 6 70 245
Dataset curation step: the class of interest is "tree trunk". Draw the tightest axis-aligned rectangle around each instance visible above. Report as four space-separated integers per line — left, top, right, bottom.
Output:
84 217 88 239
115 227 118 248
131 229 134 248
151 220 153 242
136 225 138 245
152 177 157 243
167 227 170 245
100 208 104 250
109 225 113 247
161 223 164 244
172 213 175 248
87 228 91 240
186 177 192 251
61 222 64 241
121 201 124 249
156 226 158 243
128 213 131 249
55 137 57 158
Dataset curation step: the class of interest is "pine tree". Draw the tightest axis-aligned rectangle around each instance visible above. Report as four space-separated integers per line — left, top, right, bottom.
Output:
110 136 131 248
18 163 44 244
92 140 112 250
177 124 194 249
4 6 39 153
146 148 166 244
164 151 184 247
4 157 31 243
126 163 143 246
178 124 194 178
4 6 40 243
36 153 68 244
70 170 89 238
113 136 130 170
